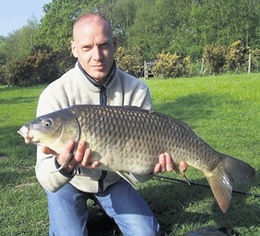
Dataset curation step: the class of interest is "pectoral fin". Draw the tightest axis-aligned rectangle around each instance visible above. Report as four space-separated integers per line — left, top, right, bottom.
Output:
116 171 138 189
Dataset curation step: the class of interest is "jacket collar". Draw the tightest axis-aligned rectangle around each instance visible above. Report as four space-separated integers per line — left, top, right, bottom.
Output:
77 61 116 89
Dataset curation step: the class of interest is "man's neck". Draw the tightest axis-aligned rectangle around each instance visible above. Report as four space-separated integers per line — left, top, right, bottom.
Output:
77 61 116 88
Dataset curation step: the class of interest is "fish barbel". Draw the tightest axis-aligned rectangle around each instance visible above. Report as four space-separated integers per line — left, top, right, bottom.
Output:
17 105 255 213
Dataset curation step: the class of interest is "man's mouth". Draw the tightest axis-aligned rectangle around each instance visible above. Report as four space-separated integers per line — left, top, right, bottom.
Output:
92 64 106 70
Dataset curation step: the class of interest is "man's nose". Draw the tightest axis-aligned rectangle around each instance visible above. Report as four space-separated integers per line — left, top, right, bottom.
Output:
92 46 103 60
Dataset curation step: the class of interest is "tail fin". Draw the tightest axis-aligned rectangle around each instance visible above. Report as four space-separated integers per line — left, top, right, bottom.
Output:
205 154 255 213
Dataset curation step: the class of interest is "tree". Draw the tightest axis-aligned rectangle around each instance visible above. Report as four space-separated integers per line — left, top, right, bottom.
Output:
0 36 8 64
182 0 260 49
127 0 181 59
1 0 259 81
35 0 105 50
104 0 137 48
0 16 38 64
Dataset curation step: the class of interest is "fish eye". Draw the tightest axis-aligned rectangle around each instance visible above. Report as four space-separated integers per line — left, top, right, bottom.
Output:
44 119 52 127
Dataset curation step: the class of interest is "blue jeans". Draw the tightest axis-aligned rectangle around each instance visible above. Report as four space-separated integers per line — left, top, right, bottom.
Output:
46 178 160 236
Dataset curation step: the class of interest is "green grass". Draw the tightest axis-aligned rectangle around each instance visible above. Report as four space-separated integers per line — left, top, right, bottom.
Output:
0 74 259 235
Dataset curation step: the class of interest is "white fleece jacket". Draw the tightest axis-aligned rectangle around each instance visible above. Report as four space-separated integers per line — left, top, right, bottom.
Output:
36 63 153 193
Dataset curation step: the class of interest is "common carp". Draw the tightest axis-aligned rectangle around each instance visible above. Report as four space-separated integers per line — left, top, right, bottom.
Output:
17 105 255 213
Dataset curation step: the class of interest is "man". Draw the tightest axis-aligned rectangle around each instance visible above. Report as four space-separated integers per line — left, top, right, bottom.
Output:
36 12 187 236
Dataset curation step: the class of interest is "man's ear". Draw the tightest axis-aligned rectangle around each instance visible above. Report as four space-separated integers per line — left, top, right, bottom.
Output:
71 40 78 58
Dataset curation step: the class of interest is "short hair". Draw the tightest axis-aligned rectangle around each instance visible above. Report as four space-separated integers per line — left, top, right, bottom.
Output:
73 12 111 29
73 12 113 39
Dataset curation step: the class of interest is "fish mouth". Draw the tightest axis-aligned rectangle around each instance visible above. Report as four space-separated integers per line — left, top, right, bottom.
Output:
17 126 34 144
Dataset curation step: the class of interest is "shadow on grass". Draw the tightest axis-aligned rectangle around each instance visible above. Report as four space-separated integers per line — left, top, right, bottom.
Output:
0 163 36 188
85 170 259 236
0 125 24 141
87 208 121 236
144 173 259 234
0 96 38 105
0 125 36 153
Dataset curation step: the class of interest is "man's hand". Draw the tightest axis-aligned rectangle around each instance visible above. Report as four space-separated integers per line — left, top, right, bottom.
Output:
41 140 99 174
153 152 188 175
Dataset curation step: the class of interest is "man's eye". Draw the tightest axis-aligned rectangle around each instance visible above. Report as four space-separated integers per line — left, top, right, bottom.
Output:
100 43 109 49
82 46 91 51
82 48 90 52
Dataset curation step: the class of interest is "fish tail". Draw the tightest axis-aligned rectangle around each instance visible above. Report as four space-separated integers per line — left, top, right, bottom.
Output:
205 154 255 213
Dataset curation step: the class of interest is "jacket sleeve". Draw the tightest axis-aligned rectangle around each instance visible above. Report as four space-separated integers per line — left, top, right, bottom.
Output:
36 148 76 192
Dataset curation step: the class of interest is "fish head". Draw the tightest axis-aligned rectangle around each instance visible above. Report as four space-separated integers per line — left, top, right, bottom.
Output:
17 109 80 151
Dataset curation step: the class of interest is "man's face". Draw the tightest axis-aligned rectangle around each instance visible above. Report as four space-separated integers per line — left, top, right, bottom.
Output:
71 20 117 83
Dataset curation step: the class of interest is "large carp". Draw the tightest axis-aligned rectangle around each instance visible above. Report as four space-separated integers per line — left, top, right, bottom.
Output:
18 105 255 213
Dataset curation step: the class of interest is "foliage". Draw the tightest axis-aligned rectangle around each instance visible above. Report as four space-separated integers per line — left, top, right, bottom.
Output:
0 36 9 64
250 48 260 72
35 0 105 50
203 44 228 75
126 0 260 61
127 0 190 60
153 52 192 78
96 0 137 49
225 40 249 72
1 0 260 83
0 45 53 86
0 17 38 64
0 45 75 86
114 47 143 77
203 40 255 74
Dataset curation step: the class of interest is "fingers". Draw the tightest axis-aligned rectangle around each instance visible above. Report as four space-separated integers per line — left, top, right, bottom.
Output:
42 140 99 173
73 141 87 163
159 153 166 172
67 141 99 169
55 140 78 172
179 160 188 172
161 153 174 171
89 160 99 169
154 152 188 175
80 145 99 168
80 146 91 166
154 153 173 174
164 152 174 172
153 163 162 175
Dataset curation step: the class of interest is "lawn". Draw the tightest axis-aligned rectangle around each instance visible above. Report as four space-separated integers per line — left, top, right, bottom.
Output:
0 73 259 235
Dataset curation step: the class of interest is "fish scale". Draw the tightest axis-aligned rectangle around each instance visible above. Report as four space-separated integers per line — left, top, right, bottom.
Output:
72 106 175 172
18 104 255 213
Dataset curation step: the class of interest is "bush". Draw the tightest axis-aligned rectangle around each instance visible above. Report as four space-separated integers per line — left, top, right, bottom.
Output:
203 41 255 75
115 47 144 77
203 44 227 75
250 48 260 72
225 40 249 72
153 52 192 78
0 45 75 86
